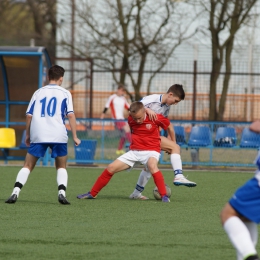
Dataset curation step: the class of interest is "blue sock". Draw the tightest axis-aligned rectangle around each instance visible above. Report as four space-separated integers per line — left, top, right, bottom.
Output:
135 184 144 192
174 169 183 176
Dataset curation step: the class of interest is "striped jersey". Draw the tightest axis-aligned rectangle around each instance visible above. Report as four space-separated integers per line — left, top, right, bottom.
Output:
140 94 170 117
26 84 74 143
105 94 130 119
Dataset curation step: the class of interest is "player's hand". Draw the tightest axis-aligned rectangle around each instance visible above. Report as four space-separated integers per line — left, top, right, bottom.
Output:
100 113 105 119
25 135 30 147
146 108 157 121
74 138 81 146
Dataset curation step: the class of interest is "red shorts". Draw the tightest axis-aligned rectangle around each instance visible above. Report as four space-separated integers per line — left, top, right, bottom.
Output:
115 121 127 130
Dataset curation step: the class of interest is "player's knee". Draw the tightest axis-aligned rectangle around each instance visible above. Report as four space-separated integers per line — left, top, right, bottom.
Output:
168 144 180 154
220 203 234 225
172 143 180 153
148 165 159 174
106 164 116 174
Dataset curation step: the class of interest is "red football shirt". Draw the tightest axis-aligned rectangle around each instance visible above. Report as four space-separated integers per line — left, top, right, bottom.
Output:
128 113 170 153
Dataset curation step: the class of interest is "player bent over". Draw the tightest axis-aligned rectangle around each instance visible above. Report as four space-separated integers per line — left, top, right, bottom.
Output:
77 101 173 202
5 65 81 205
129 84 196 200
220 120 260 260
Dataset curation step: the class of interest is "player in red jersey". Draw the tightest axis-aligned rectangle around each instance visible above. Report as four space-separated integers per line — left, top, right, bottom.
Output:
77 101 175 202
100 85 131 155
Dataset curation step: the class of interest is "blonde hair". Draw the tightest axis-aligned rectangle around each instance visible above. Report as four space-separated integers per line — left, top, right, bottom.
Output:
129 101 144 114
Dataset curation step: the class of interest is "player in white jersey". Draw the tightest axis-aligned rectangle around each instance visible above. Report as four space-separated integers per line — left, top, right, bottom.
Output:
220 120 260 260
129 84 197 200
100 85 131 155
5 65 81 205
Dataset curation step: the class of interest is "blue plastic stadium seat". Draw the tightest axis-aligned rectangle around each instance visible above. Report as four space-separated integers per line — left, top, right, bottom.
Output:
174 125 186 146
188 126 211 147
74 140 97 164
240 128 260 148
214 127 237 147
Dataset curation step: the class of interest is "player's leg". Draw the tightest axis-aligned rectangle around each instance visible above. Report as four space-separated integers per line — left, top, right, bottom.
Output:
146 156 169 202
129 169 151 200
77 158 130 199
5 144 43 204
160 136 196 187
52 144 70 205
115 122 128 155
221 203 259 260
116 134 126 155
122 123 131 143
55 155 70 204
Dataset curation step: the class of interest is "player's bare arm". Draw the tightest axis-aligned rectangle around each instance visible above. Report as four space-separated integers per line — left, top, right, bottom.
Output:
67 113 81 146
166 123 176 143
25 115 32 147
145 107 157 120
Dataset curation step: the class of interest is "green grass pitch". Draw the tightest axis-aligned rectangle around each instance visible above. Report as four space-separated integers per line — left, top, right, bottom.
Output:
0 166 259 260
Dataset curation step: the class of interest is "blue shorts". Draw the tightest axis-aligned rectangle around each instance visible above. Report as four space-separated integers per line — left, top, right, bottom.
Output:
28 143 67 158
229 177 260 223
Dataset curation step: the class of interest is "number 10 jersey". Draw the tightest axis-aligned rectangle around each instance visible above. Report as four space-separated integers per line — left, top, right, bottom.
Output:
26 84 74 144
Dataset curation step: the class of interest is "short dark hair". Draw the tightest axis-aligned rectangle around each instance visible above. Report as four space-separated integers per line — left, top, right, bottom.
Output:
117 84 126 91
167 84 185 100
129 101 144 114
48 65 65 81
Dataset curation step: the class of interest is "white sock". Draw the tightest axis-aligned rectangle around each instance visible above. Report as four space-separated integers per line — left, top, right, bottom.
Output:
224 216 257 258
58 189 66 196
170 154 183 177
236 251 243 260
236 222 258 260
57 168 68 196
245 222 258 246
132 169 151 195
12 168 31 197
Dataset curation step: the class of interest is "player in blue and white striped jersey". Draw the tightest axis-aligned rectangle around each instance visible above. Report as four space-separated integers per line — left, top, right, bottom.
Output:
129 84 196 200
5 65 81 205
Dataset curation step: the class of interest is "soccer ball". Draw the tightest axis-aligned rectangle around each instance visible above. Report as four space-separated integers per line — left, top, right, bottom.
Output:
153 184 171 200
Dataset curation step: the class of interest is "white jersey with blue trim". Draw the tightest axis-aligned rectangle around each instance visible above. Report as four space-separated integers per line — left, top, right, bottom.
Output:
140 94 170 117
26 84 74 143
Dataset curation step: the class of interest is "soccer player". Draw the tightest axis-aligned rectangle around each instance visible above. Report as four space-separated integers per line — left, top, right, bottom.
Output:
5 65 81 205
77 101 173 202
220 120 260 260
100 85 131 155
129 84 196 200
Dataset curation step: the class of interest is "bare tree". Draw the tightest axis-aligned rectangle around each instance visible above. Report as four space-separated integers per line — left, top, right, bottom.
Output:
59 0 197 100
199 0 259 121
26 0 57 61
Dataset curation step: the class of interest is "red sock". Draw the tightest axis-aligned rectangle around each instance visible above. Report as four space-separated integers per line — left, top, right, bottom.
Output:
90 169 113 197
125 132 132 143
118 137 125 150
152 171 166 197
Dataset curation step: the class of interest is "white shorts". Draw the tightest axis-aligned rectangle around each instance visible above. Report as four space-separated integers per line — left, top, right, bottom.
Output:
117 150 161 168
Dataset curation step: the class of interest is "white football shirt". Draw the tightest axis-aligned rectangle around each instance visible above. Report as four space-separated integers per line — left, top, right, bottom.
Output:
105 94 130 119
140 94 170 117
26 84 74 143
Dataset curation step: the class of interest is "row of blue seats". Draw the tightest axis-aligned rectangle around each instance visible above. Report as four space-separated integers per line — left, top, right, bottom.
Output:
174 126 260 148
